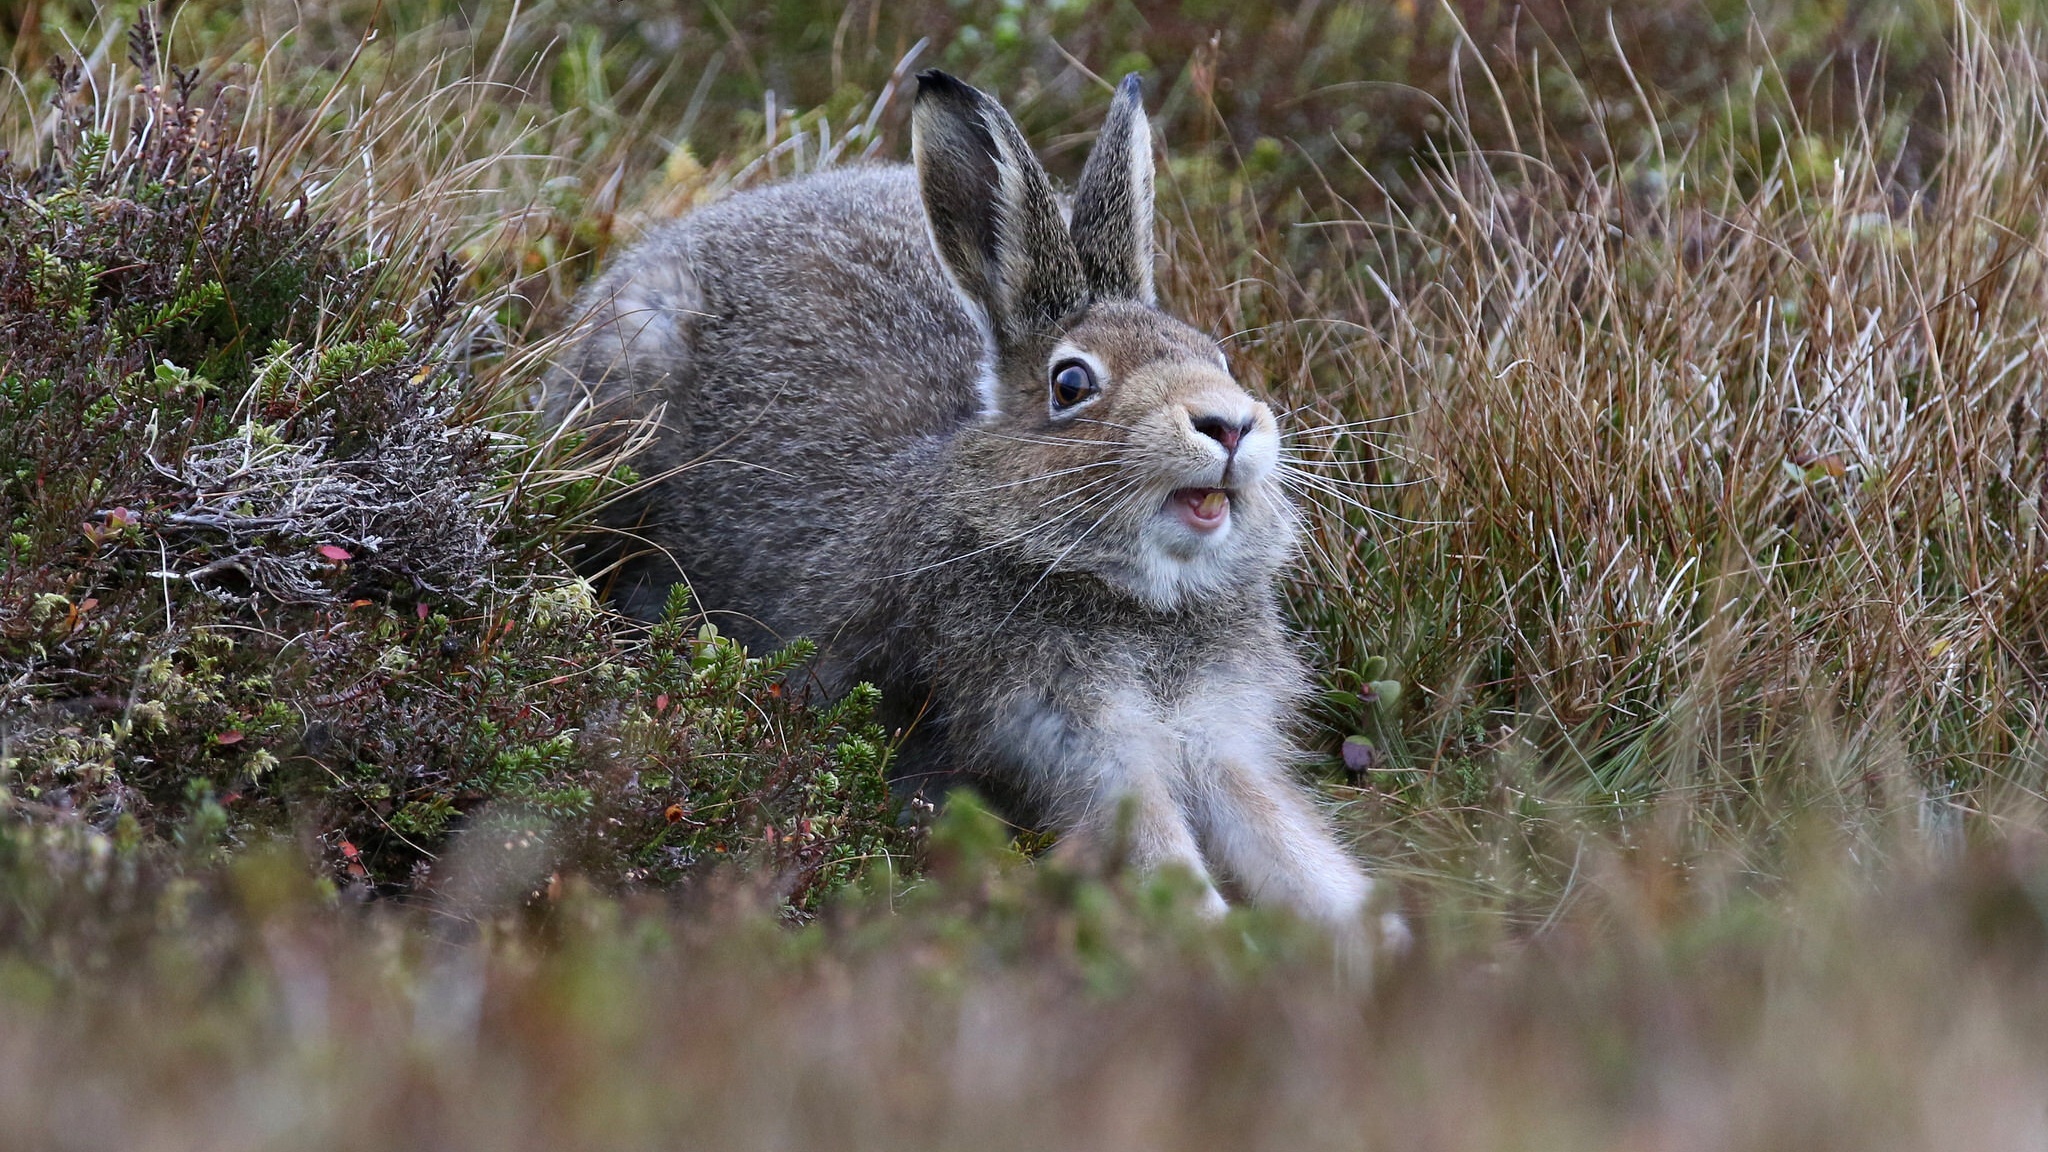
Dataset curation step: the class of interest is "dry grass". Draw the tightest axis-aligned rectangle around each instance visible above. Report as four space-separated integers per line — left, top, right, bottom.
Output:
1270 7 2048 932
4 0 2048 1147
1037 5 2048 956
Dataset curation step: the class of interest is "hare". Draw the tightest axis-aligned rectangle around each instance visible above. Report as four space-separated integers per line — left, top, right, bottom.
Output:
551 70 1398 946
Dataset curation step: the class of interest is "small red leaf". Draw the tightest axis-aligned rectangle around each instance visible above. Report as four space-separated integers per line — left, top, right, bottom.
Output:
654 693 669 714
338 839 361 861
215 729 244 746
664 804 685 824
317 545 352 562
416 601 431 620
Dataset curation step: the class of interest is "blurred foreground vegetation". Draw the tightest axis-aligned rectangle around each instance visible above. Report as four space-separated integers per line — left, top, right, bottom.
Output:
3 0 2048 1147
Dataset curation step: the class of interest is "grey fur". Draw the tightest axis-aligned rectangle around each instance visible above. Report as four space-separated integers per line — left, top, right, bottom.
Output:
911 69 1088 348
548 72 1396 947
1069 74 1155 304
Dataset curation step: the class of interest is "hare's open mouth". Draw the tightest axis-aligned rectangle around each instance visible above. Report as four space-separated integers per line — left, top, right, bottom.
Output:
1169 487 1231 534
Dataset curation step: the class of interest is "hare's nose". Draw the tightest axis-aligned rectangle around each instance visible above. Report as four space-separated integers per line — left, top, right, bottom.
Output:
1192 414 1254 455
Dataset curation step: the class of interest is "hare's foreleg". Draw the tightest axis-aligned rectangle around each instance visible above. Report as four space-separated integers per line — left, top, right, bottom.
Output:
1000 695 1227 915
1197 752 1376 926
1065 768 1226 917
1174 672 1379 927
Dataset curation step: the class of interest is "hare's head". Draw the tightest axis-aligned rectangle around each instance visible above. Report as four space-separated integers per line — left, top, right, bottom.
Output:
914 70 1295 610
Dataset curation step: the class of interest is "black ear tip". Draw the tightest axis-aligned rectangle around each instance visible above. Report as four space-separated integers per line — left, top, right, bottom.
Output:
916 69 977 104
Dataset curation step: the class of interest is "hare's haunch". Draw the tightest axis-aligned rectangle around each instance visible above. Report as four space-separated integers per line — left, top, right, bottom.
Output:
551 70 1398 948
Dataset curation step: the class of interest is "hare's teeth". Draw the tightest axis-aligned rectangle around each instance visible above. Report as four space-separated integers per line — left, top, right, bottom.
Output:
1169 487 1231 534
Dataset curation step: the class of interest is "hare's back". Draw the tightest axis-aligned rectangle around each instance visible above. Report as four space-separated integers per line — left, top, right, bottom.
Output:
564 164 984 630
597 164 985 447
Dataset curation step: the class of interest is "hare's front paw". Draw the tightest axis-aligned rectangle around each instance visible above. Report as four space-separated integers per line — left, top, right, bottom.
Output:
1322 899 1410 979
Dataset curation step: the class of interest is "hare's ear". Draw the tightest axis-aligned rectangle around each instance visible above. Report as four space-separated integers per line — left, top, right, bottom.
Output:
1069 74 1155 305
913 70 1087 350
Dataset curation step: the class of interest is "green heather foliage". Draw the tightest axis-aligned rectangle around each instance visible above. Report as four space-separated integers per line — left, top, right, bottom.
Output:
0 34 904 909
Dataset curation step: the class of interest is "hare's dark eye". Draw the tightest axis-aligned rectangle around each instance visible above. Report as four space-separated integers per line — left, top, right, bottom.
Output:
1049 359 1099 410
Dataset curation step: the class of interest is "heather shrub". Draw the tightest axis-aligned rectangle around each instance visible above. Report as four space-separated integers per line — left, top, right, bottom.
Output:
0 37 904 910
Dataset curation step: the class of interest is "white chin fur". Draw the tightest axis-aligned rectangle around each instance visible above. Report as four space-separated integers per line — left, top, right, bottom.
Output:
1120 502 1276 611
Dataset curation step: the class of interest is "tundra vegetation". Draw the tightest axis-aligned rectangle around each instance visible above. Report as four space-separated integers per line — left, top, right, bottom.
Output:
1 1 2046 1148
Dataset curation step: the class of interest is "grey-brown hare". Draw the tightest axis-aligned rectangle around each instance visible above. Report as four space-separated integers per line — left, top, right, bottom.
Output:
550 70 1400 952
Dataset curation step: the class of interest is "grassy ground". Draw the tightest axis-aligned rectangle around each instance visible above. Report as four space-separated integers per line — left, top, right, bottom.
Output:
5 0 2048 1147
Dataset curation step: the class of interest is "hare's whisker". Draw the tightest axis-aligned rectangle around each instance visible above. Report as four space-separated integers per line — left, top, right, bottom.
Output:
1278 437 1405 458
1280 467 1382 504
1280 472 1448 527
1276 460 1422 489
1013 474 1140 532
1283 476 1375 515
965 459 1131 493
1279 433 1403 451
1288 510 1356 581
1007 469 1133 506
997 480 1140 629
879 479 1135 580
1067 416 1144 434
1283 427 1403 442
1279 441 1430 469
964 429 1129 450
1279 468 1384 507
1281 411 1411 433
